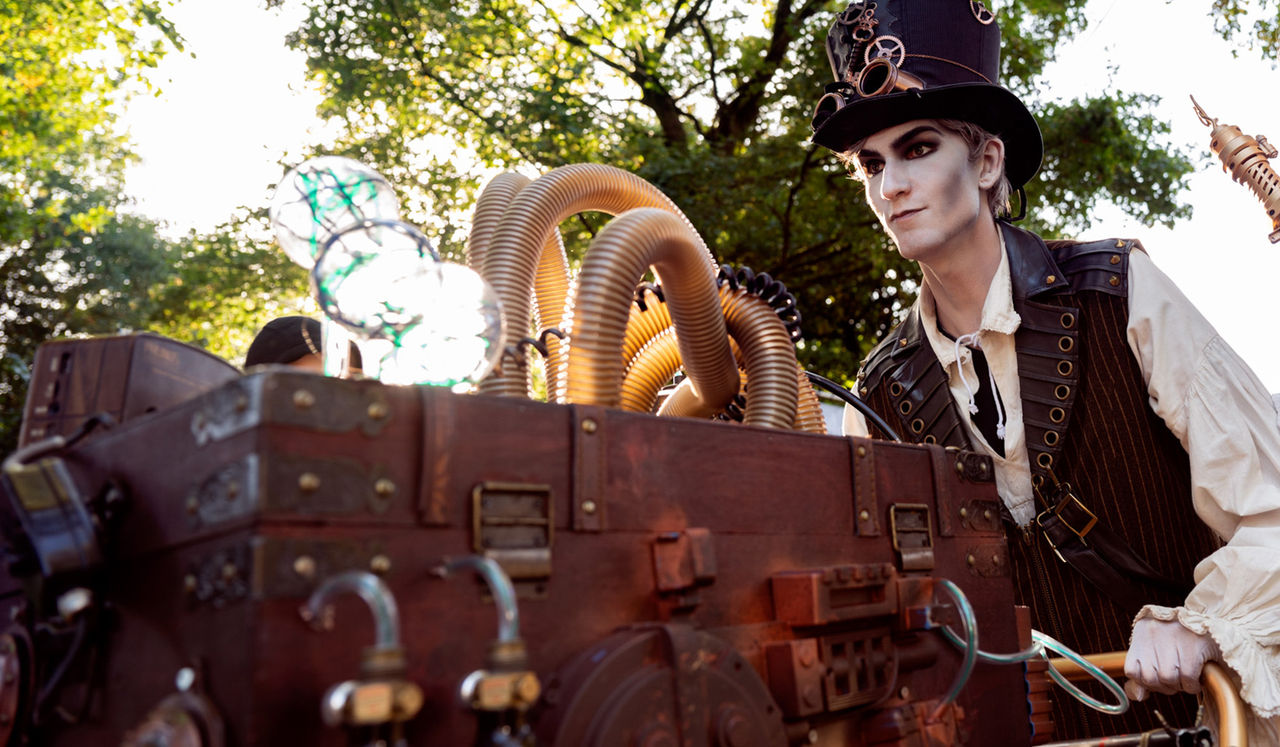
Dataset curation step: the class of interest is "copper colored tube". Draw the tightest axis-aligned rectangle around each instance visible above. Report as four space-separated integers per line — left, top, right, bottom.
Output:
621 299 674 369
1047 653 1247 747
658 370 724 420
481 164 706 398
469 172 574 392
533 232 571 392
716 286 798 430
467 172 530 272
620 330 682 412
793 364 828 434
564 208 738 410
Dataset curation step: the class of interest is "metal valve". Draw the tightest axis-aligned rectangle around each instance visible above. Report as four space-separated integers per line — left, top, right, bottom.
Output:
434 555 540 746
301 571 423 744
1193 96 1280 243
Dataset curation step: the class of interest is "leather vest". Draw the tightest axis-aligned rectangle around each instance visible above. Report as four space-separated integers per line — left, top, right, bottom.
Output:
854 223 1222 740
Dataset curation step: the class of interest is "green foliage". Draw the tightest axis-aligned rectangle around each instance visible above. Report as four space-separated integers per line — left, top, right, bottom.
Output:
276 0 1200 385
1212 0 1280 61
145 210 312 364
0 0 180 454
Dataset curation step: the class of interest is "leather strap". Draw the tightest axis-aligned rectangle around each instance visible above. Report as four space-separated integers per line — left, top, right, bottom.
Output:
1034 482 1190 606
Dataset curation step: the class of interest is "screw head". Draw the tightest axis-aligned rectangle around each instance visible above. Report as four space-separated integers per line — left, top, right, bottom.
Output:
298 473 321 492
369 554 392 575
183 574 198 594
293 389 316 409
293 555 316 580
374 478 396 497
581 418 598 434
858 509 870 522
581 500 597 515
367 401 389 420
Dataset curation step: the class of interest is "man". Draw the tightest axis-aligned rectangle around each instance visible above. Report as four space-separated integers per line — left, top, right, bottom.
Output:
812 0 1280 741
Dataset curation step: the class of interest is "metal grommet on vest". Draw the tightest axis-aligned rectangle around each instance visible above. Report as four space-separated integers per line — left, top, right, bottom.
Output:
1050 407 1066 424
1054 385 1071 401
1057 360 1074 377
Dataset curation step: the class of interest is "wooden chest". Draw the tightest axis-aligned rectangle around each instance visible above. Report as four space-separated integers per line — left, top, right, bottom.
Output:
2 369 1033 746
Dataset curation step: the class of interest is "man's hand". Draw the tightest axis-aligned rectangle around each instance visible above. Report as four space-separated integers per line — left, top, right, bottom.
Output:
1124 617 1221 701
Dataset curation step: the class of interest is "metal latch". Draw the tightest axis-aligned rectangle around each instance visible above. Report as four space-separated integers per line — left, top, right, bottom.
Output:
471 483 553 589
889 503 934 572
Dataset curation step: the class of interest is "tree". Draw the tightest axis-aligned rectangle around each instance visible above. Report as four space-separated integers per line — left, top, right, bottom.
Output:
277 0 1198 381
144 209 312 361
0 0 180 453
1212 0 1280 60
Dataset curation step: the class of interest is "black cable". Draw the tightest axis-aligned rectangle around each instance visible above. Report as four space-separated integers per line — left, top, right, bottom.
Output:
804 371 903 442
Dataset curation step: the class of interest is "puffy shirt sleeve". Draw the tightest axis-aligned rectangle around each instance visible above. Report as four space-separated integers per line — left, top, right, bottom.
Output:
1126 248 1280 724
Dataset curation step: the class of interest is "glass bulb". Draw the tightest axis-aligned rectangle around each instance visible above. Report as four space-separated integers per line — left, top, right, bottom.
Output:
270 156 400 268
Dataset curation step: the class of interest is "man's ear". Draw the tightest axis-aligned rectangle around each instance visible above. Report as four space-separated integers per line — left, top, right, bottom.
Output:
977 137 1005 190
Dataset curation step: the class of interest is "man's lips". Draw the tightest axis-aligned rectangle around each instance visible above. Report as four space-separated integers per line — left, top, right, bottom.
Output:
889 207 923 224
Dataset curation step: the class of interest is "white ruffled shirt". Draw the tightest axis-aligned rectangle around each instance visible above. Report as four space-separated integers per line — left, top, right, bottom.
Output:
844 243 1280 741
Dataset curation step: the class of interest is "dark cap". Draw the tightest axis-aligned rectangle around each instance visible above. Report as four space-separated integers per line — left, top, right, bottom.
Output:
810 0 1043 189
245 316 324 367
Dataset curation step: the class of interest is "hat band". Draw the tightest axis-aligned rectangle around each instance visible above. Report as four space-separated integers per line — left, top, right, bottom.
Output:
904 54 992 84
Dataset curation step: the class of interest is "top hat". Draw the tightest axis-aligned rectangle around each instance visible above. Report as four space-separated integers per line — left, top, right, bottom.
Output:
810 0 1043 189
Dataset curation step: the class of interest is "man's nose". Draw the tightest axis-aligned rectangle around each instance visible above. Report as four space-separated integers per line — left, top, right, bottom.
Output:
879 161 909 200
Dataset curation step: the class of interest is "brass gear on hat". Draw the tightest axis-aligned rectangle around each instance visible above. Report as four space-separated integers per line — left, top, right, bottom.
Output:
864 35 906 66
970 0 995 24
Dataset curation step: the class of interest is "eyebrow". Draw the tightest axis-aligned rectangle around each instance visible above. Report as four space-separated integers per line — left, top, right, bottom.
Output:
857 125 942 161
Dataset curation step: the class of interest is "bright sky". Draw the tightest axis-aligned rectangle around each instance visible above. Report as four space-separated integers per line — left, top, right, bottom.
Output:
121 0 1280 390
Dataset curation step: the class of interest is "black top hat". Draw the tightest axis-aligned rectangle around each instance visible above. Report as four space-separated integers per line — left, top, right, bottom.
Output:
811 0 1043 189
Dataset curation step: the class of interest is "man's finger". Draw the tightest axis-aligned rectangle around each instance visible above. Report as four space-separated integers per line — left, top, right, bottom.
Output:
1124 679 1147 701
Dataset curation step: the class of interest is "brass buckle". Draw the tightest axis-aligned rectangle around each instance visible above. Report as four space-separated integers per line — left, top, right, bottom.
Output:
1035 491 1097 547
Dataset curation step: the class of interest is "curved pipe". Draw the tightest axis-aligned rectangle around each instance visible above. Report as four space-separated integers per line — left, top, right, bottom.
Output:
300 571 401 651
434 556 520 644
792 364 828 434
564 208 738 410
717 285 798 430
621 296 674 368
480 164 708 398
620 330 682 413
468 172 530 272
1047 653 1247 747
655 286 797 429
469 172 574 393
534 233 572 393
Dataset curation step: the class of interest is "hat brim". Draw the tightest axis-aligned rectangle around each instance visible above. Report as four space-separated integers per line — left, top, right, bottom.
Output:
811 83 1043 189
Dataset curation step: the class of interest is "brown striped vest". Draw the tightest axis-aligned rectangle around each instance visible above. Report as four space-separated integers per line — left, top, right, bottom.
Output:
855 223 1222 740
